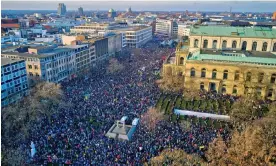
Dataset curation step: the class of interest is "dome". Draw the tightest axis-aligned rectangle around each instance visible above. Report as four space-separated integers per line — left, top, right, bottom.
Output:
109 8 115 13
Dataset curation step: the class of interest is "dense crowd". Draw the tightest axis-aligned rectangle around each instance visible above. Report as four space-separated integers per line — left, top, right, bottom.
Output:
17 41 230 165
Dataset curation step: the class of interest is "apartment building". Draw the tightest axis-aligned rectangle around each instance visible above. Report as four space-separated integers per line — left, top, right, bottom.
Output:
1 58 29 107
63 43 95 72
2 45 76 83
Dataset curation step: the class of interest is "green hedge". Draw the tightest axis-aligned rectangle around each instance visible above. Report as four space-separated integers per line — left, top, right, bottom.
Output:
161 97 170 113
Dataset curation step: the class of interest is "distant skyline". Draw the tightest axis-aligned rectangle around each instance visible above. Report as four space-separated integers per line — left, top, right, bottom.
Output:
1 1 276 12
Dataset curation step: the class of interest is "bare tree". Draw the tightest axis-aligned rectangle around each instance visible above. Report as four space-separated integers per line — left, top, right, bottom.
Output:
1 82 65 164
107 58 124 74
140 107 164 131
206 118 276 166
146 148 206 166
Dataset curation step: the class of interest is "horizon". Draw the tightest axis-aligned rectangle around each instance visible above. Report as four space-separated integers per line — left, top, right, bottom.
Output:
1 1 276 12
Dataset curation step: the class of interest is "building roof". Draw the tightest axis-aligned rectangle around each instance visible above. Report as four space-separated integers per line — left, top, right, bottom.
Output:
1 23 20 28
190 26 276 39
62 44 88 49
1 58 23 66
189 50 276 65
109 8 115 13
2 47 73 59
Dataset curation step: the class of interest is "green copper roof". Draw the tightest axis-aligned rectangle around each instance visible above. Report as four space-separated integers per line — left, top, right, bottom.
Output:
188 52 276 66
109 8 115 12
190 26 276 39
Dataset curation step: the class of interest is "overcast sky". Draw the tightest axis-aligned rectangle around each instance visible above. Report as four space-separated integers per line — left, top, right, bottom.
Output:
1 1 275 12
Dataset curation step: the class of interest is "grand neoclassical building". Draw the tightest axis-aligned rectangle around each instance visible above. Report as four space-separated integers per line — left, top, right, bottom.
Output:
163 26 276 100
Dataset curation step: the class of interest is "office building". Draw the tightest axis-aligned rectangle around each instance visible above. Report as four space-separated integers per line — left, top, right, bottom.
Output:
57 3 67 16
162 26 276 100
112 26 152 48
1 58 29 107
2 45 76 83
71 23 152 48
78 7 84 16
108 8 117 18
156 19 177 38
178 24 191 38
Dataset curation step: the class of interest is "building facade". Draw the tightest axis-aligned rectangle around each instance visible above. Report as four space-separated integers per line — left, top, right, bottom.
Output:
189 26 276 52
106 33 122 56
1 58 29 107
123 26 152 48
78 7 84 16
156 19 173 37
58 3 67 16
178 24 191 39
2 46 76 83
63 44 94 73
162 27 276 100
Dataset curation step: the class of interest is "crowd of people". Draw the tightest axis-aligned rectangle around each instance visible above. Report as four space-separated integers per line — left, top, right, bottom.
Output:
17 41 230 165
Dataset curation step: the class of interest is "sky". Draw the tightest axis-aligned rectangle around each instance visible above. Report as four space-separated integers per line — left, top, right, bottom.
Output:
1 1 276 12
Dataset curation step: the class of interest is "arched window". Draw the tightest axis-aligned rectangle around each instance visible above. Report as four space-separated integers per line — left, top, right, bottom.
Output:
223 70 228 80
242 41 247 51
203 40 208 48
258 73 264 83
273 43 276 52
200 82 205 90
201 68 206 78
212 69 217 79
246 72 252 82
180 57 184 65
222 40 227 49
256 87 262 96
212 40 217 49
232 40 237 49
221 84 227 94
271 74 276 84
252 41 257 51
234 71 240 80
194 39 199 48
262 42 268 51
190 68 195 77
232 85 237 95
267 89 273 98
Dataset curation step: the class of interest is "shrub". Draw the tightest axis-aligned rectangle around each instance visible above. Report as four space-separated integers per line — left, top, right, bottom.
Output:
180 99 187 109
175 97 182 109
161 97 170 113
156 96 165 110
199 100 207 110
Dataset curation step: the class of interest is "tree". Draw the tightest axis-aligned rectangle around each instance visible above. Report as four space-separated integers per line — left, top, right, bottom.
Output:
205 135 229 165
226 118 276 165
206 118 276 166
229 96 263 127
140 107 164 131
265 102 276 118
146 148 206 166
106 58 124 74
1 82 65 164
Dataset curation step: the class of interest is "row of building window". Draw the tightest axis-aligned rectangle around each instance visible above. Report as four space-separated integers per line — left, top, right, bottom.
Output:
190 68 276 83
1 63 25 73
194 39 276 51
199 83 274 98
